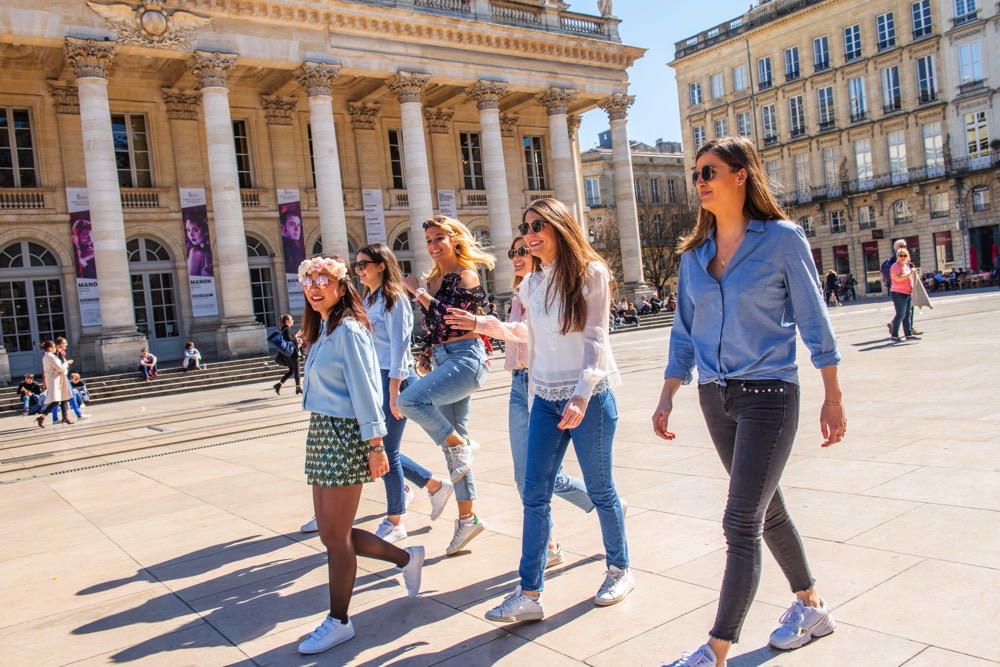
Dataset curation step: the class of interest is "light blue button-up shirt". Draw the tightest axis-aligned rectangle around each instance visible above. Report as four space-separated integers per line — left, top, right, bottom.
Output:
365 290 414 380
302 318 387 440
665 219 841 386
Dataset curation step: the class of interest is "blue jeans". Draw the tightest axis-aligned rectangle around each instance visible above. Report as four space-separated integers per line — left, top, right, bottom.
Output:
890 291 912 337
509 370 593 513
698 380 814 643
397 338 488 503
519 389 627 593
52 392 82 421
379 369 434 515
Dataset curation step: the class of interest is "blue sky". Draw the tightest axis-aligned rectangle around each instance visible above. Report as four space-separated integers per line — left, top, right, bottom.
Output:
577 0 756 149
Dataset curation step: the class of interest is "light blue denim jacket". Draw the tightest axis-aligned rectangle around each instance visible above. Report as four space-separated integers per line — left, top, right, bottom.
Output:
302 318 387 440
665 219 841 386
365 290 413 380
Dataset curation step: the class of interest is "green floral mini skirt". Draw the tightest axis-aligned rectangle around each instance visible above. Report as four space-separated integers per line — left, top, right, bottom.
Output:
304 413 372 487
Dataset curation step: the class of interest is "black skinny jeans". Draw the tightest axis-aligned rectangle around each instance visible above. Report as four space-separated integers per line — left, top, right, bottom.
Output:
279 355 300 386
698 380 815 643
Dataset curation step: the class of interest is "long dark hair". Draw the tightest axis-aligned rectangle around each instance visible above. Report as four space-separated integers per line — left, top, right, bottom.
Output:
300 255 370 345
677 136 787 254
522 198 611 335
357 243 406 313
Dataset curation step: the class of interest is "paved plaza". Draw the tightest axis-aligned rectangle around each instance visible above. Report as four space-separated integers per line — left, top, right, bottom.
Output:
2 290 999 666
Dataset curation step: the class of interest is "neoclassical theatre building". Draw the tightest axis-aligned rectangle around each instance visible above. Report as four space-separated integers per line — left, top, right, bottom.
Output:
0 0 645 380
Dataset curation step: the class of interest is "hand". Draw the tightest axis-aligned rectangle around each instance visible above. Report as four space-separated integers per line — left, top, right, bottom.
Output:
557 395 588 430
368 450 389 479
389 393 402 420
403 274 420 295
820 402 847 447
444 307 476 332
651 395 676 440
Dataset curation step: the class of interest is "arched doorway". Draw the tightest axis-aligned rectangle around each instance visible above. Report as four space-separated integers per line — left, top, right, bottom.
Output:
391 230 414 276
311 235 359 258
470 227 496 298
0 241 67 377
128 237 182 360
247 235 278 328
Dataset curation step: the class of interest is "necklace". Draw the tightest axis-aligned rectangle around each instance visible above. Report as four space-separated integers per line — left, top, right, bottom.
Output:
717 227 747 269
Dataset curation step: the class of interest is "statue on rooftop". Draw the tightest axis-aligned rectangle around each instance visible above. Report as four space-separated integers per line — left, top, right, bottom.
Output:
598 0 614 18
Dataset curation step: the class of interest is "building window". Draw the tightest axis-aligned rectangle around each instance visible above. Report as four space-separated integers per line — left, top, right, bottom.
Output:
972 186 990 211
923 122 945 176
391 231 413 276
855 138 873 188
460 131 484 190
958 42 983 85
912 0 933 38
689 82 703 106
830 210 847 233
634 178 643 204
893 200 913 224
800 216 815 237
788 96 805 137
954 0 977 24
650 179 661 204
888 130 908 183
668 179 677 203
762 104 777 144
930 192 949 218
917 55 937 103
230 119 252 189
876 12 896 50
881 66 901 113
934 231 954 268
823 147 840 194
818 86 836 128
523 136 547 191
844 24 862 62
585 178 601 207
758 56 773 90
966 111 989 159
736 111 752 137
794 153 810 196
813 36 830 71
0 107 36 188
859 205 876 229
849 77 867 122
112 113 153 188
766 160 783 190
387 128 405 189
733 65 748 92
784 47 800 81
710 73 725 99
693 125 706 151
832 245 849 275
714 118 729 138
812 247 824 274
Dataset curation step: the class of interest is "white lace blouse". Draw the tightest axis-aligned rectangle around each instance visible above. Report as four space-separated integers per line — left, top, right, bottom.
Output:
519 261 621 401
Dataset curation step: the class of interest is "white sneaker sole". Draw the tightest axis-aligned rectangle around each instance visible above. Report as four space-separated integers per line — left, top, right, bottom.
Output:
594 579 635 606
769 617 836 650
446 521 485 555
298 628 355 654
376 530 407 544
485 609 544 623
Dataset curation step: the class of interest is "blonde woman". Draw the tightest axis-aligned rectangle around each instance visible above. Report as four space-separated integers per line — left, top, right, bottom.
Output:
398 215 494 555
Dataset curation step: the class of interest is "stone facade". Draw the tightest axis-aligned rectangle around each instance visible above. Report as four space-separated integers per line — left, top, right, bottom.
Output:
0 0 644 381
671 0 999 297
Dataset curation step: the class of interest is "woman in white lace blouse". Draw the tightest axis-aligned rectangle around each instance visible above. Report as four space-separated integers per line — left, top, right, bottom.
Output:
484 198 633 624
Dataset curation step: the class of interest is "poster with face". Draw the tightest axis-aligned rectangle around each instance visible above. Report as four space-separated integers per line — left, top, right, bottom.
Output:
66 188 102 326
180 188 219 317
278 189 305 311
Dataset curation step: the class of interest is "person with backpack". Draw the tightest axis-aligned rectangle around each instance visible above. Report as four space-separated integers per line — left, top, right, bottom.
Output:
271 314 302 395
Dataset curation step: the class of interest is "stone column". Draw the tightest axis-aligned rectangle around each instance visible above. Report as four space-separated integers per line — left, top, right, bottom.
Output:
600 93 647 291
500 113 524 221
387 72 433 279
539 88 580 216
296 62 350 258
568 113 587 231
191 50 266 357
467 81 514 298
65 38 147 372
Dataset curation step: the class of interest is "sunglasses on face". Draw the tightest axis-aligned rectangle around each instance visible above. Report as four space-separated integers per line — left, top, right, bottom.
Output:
691 164 724 186
300 274 332 290
422 216 447 230
518 219 545 235
507 247 531 259
351 260 376 271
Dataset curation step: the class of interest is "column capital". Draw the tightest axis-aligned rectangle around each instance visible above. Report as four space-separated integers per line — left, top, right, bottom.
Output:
348 101 380 130
296 61 342 97
466 80 508 111
65 37 115 80
539 87 577 116
567 114 582 140
499 113 519 138
262 96 298 126
191 50 237 89
387 72 430 104
424 108 454 134
162 89 199 120
599 93 635 121
47 80 80 115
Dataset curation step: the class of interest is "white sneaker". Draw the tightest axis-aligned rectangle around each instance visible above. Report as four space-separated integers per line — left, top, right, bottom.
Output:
769 598 836 650
298 615 354 654
545 545 564 569
446 438 479 483
300 516 318 533
374 518 407 544
399 545 424 598
594 565 635 606
428 479 454 521
663 644 726 667
79 413 92 419
485 585 545 623
446 515 486 555
621 497 629 518
403 485 415 511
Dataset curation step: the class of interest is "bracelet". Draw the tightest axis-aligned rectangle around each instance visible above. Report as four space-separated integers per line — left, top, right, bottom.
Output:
823 400 843 407
368 445 385 454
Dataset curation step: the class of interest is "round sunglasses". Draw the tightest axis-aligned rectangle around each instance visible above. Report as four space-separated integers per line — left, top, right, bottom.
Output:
507 247 531 259
300 274 332 290
691 164 722 186
518 219 545 235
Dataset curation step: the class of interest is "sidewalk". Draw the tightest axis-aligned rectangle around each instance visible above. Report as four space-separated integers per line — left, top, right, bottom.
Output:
1 290 998 666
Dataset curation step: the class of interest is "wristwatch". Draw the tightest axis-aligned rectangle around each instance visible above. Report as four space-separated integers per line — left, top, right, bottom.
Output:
369 445 385 454
414 288 427 299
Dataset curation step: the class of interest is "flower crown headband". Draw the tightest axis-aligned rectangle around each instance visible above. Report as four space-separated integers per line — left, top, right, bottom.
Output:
298 257 348 283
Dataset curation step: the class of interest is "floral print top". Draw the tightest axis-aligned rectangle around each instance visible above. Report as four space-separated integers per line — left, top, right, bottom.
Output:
420 272 489 345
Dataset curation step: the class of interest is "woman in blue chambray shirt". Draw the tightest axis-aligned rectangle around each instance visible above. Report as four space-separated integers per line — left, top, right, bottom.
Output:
294 255 424 656
653 137 847 667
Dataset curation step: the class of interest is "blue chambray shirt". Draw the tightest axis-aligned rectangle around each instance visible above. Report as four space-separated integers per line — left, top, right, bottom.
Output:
665 219 841 386
302 318 387 440
365 290 414 381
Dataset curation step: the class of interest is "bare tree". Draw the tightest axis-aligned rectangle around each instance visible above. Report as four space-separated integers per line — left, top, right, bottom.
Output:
587 212 624 284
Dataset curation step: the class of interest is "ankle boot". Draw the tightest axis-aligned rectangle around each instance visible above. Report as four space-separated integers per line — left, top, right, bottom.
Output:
62 416 74 425
295 386 303 395
273 382 282 395
36 415 46 428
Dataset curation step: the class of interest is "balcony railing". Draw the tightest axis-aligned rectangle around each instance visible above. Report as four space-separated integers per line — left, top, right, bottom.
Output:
790 126 806 138
758 79 773 91
785 69 800 81
240 189 261 208
763 135 779 146
912 27 933 39
415 0 470 13
462 190 488 208
845 50 862 62
388 189 409 209
918 90 939 104
894 215 913 225
931 208 950 219
0 188 46 209
120 188 161 209
850 110 868 123
859 219 877 230
877 39 896 51
883 98 902 114
819 119 837 131
953 11 978 26
673 0 828 58
814 59 830 72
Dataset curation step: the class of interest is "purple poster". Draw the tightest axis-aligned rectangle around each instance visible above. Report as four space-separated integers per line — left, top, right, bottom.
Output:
180 188 219 317
278 189 305 311
66 188 101 326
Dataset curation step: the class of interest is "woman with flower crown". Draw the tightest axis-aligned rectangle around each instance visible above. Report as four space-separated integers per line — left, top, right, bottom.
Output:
294 254 424 656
